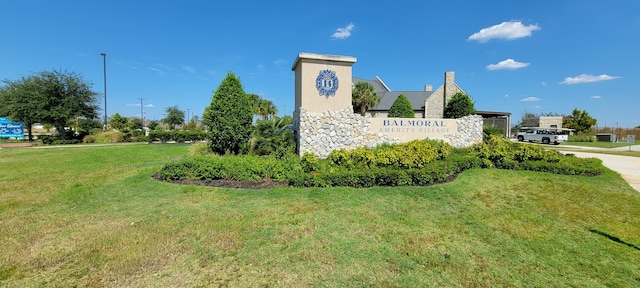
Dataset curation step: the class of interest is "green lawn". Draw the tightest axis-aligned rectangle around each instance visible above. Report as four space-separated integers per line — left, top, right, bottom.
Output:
1 144 639 287
564 140 639 148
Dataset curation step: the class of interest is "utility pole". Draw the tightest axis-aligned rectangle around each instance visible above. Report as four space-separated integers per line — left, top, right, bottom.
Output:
100 53 107 130
139 98 145 129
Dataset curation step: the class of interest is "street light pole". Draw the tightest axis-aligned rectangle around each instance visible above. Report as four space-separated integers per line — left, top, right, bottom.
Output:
100 53 107 130
139 98 145 129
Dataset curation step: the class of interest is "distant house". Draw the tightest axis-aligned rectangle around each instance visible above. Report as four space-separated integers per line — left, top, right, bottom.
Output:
523 116 564 129
353 71 512 136
353 71 462 119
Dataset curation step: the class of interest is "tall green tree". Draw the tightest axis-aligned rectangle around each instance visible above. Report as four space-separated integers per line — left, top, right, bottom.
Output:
163 106 185 130
563 108 597 134
388 94 414 118
203 72 253 155
0 75 47 141
77 117 103 134
38 70 99 139
109 113 129 131
352 82 381 116
0 70 99 140
443 92 476 119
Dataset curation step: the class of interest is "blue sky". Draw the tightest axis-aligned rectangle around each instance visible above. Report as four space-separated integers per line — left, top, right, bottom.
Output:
2 0 639 128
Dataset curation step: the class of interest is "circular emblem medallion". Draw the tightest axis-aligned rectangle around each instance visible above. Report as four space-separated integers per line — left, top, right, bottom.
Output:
315 69 339 97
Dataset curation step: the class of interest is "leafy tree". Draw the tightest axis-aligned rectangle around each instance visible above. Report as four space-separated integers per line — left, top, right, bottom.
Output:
0 70 99 140
183 116 201 131
203 72 253 155
352 82 381 116
148 120 160 131
388 94 414 118
38 70 100 139
129 118 143 131
163 106 185 130
109 113 129 131
443 92 476 119
77 118 103 134
563 108 597 134
0 75 47 140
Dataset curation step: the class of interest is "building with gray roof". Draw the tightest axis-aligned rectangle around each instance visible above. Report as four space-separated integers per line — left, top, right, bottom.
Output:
353 71 463 119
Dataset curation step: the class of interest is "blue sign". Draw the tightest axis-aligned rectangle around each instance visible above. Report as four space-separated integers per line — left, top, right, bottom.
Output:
315 69 339 98
0 117 24 138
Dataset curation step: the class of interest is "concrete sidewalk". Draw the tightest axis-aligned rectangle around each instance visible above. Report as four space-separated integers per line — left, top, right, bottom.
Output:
557 150 640 193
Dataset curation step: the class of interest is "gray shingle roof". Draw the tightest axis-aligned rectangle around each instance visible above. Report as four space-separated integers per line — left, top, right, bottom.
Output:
372 91 432 111
352 77 433 111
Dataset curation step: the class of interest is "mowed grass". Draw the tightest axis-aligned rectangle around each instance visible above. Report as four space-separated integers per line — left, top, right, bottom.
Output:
564 140 639 149
1 144 639 287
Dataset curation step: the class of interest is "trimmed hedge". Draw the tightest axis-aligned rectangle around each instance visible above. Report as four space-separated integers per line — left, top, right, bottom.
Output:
155 136 606 188
156 155 303 183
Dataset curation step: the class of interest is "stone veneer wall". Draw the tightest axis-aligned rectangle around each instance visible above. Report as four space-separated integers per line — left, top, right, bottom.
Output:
295 106 483 158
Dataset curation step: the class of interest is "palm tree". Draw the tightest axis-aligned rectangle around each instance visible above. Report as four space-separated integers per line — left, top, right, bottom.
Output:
250 115 293 156
256 98 278 120
352 82 381 116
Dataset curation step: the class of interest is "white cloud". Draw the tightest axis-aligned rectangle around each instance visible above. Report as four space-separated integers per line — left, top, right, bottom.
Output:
182 65 197 74
486 58 530 70
146 64 170 76
591 95 601 99
504 94 509 98
521 97 541 102
127 103 155 108
541 81 547 86
331 23 355 40
468 21 540 43
559 74 621 84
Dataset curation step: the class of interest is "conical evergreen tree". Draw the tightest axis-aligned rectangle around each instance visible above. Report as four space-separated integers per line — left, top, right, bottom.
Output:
443 92 476 119
203 72 253 155
388 94 414 118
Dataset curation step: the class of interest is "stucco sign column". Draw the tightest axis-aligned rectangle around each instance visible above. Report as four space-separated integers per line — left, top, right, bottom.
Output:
291 52 357 113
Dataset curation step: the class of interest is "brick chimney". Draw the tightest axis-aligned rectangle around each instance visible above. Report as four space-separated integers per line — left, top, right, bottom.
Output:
424 84 432 92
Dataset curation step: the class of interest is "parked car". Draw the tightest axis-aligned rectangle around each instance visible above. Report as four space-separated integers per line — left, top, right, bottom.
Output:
516 127 572 145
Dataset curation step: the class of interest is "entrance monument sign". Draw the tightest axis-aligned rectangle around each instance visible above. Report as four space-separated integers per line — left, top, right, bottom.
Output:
292 52 481 157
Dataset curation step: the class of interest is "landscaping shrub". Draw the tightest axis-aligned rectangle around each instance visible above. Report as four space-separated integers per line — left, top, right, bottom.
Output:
483 125 504 142
189 141 211 156
156 134 607 188
326 139 452 170
83 131 124 144
157 155 303 183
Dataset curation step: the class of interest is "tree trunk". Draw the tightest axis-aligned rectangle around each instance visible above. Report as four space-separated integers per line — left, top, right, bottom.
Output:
27 121 34 141
56 124 66 140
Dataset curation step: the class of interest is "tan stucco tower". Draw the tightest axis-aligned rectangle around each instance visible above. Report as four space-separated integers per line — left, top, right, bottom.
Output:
292 53 357 155
291 52 357 113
